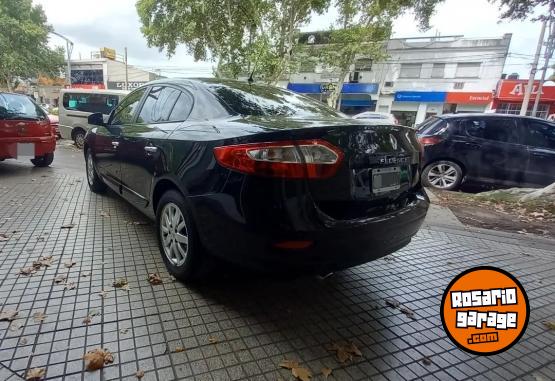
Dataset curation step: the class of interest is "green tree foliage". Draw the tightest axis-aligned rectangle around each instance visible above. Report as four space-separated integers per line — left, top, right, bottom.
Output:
309 0 444 109
0 0 64 91
137 0 329 83
490 0 555 20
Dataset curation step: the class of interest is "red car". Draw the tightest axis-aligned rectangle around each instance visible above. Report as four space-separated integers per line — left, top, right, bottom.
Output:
0 92 56 167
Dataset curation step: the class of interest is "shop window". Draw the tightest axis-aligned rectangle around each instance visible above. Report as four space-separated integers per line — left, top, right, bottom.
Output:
497 103 549 119
384 81 394 87
455 63 481 78
431 63 445 78
399 64 422 78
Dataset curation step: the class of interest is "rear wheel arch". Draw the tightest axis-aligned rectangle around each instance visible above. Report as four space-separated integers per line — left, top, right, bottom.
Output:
152 178 187 214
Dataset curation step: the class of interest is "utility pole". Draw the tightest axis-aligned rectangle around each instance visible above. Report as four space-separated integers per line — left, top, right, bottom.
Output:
532 19 555 117
520 20 547 116
50 31 74 87
124 47 129 91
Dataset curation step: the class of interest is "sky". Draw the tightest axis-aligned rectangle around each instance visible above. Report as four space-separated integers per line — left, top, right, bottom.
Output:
35 0 545 79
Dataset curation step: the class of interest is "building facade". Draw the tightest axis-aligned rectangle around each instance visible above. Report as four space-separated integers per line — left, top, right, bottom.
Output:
492 79 555 119
287 33 512 126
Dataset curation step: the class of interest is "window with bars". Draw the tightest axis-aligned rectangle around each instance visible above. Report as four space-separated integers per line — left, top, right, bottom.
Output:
497 103 549 119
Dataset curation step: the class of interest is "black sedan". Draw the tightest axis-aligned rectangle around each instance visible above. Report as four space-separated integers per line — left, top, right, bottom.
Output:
84 79 429 281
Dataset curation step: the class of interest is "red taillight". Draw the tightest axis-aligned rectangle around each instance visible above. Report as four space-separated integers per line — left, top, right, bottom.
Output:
418 136 443 146
213 139 344 179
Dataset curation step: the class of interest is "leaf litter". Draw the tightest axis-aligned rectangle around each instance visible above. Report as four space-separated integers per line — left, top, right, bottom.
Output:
148 273 163 285
279 359 311 381
326 342 363 364
25 367 46 380
0 309 18 321
64 259 77 268
83 348 114 371
32 311 47 322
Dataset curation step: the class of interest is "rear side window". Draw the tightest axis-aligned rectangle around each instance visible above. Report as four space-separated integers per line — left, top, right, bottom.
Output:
62 93 119 114
137 86 181 124
0 93 46 120
169 92 193 121
464 118 520 144
524 121 555 149
418 117 448 135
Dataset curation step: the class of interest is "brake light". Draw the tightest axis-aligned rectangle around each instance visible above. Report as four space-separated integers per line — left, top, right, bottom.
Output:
418 136 443 146
213 139 344 179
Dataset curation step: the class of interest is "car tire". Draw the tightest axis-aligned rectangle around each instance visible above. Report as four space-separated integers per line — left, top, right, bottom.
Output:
156 190 204 282
30 152 54 167
85 149 106 193
422 160 463 191
73 129 86 148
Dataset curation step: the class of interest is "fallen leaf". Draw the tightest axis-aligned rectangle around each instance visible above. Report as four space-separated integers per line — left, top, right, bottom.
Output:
9 320 22 331
0 233 9 241
61 223 75 229
120 328 129 334
279 359 300 370
0 309 18 321
98 290 108 298
292 366 311 381
148 273 163 285
83 348 114 371
19 267 36 276
112 278 128 288
336 348 352 364
64 259 77 268
81 272 91 278
100 211 110 217
385 298 401 308
136 369 145 379
25 367 46 380
543 321 555 330
38 255 54 267
321 367 332 378
54 274 67 284
208 336 218 344
19 337 28 345
326 341 363 364
82 316 92 325
399 306 417 320
173 346 185 353
33 311 47 322
422 356 432 366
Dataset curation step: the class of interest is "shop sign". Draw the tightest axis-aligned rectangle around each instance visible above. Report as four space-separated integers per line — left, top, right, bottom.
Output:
394 91 446 103
446 92 492 105
496 80 555 101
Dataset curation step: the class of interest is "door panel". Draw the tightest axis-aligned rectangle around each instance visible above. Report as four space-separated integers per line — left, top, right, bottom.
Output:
457 117 528 184
523 120 555 186
119 86 190 209
93 126 122 190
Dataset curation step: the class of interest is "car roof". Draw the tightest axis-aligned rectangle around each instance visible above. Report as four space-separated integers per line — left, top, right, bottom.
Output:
436 113 550 123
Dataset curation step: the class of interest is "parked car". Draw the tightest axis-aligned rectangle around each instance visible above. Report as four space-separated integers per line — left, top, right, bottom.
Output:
47 114 61 139
59 88 128 148
84 79 429 281
418 114 555 190
0 92 56 167
352 111 398 124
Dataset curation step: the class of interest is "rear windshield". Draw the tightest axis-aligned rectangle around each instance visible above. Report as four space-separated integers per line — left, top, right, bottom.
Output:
418 117 448 135
62 92 120 114
207 82 344 118
0 93 46 120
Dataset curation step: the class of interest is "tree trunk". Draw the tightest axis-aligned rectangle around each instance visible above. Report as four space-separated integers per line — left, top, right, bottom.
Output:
327 66 350 110
5 76 12 92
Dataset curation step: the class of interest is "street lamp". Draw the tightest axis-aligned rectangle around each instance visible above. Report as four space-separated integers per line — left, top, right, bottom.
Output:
50 31 74 87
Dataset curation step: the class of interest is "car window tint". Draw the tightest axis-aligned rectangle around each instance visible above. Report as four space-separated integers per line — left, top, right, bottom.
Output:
62 93 119 114
137 87 180 123
524 122 555 149
207 82 343 118
111 88 146 125
465 118 519 143
169 92 193 121
418 117 448 135
0 93 46 120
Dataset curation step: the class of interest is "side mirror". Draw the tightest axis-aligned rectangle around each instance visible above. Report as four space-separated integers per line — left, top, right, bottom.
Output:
88 112 105 127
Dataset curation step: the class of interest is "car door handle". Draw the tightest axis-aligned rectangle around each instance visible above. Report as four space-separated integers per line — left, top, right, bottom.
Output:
112 141 119 148
144 146 158 153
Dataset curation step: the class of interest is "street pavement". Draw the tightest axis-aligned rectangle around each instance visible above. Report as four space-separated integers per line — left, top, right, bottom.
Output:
0 141 554 381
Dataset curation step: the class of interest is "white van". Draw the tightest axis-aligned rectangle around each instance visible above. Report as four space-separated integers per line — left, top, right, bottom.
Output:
59 89 129 147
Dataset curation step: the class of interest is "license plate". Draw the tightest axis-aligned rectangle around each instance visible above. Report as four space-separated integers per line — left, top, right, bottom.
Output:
372 167 401 194
17 143 35 158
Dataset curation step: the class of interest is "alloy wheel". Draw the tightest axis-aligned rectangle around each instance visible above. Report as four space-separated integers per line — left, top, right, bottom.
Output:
86 152 95 186
427 163 459 189
160 202 189 266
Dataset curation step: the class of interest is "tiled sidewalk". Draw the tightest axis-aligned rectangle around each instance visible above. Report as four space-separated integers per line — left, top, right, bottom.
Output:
0 174 553 381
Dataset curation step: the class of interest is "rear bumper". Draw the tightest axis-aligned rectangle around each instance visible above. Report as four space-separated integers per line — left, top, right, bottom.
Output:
189 185 429 272
0 137 56 159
